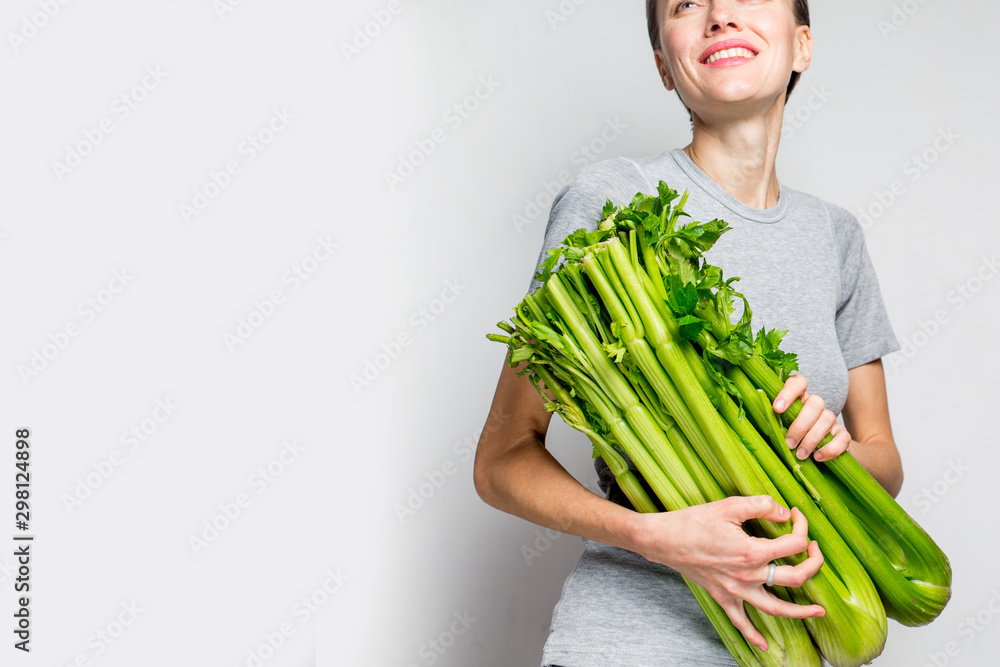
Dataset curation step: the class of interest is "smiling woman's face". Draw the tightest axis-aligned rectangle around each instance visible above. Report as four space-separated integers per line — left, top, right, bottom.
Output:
653 0 811 118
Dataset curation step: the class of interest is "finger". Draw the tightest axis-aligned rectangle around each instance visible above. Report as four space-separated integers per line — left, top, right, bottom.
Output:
796 408 837 460
772 373 807 413
744 585 826 620
722 599 768 653
728 495 790 525
773 540 826 588
789 506 810 541
756 507 809 561
784 393 825 450
814 425 852 462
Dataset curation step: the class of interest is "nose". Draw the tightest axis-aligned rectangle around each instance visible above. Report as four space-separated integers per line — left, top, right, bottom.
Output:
706 0 741 34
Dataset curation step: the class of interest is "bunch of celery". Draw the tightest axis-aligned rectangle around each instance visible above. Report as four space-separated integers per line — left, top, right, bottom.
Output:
487 182 951 667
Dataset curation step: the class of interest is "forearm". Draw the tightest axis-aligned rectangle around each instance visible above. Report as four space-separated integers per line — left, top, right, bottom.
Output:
476 435 644 553
844 437 903 498
833 359 902 497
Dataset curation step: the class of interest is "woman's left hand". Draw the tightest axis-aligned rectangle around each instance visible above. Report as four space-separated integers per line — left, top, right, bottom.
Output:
772 373 852 463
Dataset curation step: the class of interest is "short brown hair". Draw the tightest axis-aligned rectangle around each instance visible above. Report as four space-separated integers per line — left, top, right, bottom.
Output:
645 0 810 105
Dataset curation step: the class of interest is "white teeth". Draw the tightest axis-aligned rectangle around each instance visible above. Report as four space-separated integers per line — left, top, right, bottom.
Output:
706 47 755 64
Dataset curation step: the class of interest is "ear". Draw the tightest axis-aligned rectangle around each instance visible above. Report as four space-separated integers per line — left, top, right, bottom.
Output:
792 25 812 73
654 49 675 91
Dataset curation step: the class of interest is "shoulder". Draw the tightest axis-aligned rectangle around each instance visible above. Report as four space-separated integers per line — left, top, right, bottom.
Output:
561 150 681 200
546 156 657 233
563 156 649 197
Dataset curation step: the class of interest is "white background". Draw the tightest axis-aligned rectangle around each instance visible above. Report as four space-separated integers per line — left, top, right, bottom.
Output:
1 1 996 666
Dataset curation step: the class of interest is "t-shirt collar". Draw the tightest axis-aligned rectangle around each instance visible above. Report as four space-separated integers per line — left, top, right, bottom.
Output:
670 148 789 224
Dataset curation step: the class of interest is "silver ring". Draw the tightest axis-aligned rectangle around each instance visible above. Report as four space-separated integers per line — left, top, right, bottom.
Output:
766 562 777 587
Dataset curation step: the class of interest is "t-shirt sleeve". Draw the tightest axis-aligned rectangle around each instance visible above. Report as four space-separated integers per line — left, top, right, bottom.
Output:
828 203 901 369
526 158 650 294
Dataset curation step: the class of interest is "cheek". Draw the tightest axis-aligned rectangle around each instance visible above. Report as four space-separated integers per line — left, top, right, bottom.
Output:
660 34 695 80
660 23 695 64
755 16 799 62
659 44 679 75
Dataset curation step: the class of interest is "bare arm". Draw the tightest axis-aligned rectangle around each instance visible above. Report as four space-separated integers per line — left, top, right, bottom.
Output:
840 360 903 497
473 359 642 549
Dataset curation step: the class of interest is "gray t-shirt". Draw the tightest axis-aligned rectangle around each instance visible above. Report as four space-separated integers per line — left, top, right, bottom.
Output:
528 148 900 667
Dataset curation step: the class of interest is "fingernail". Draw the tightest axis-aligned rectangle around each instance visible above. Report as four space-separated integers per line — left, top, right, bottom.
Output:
774 398 785 411
785 437 795 448
796 448 808 460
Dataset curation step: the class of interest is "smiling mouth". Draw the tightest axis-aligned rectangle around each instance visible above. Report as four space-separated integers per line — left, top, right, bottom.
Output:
703 47 757 65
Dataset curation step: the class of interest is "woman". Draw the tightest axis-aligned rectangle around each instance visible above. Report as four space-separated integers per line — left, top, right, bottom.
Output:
475 1 904 665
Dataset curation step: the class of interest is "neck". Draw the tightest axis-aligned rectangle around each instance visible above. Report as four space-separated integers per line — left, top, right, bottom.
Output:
684 96 785 209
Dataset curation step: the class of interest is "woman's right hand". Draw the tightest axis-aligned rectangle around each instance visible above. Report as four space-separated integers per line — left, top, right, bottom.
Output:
630 496 826 653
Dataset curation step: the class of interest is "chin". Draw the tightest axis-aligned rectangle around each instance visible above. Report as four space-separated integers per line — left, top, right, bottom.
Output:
696 85 783 113
708 80 763 100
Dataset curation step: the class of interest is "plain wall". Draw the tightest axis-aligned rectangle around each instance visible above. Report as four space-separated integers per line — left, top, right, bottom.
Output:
1 1 995 666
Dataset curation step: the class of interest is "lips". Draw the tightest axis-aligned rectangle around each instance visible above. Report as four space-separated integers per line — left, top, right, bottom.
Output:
699 39 759 64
